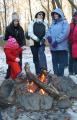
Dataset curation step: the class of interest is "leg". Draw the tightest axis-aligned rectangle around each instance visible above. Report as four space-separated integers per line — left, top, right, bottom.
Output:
74 59 77 74
19 53 22 69
5 65 11 79
52 51 59 76
10 62 21 80
30 46 40 75
38 45 47 71
58 51 68 76
68 43 74 75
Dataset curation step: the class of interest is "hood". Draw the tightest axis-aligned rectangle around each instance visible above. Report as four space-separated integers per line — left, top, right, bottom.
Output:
51 8 65 20
35 11 45 20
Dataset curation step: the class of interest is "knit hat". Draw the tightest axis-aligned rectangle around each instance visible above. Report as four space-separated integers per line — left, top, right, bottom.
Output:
4 36 19 48
12 12 20 21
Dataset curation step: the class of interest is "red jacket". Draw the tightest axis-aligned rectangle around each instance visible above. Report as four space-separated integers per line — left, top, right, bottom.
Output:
69 23 77 58
4 46 22 80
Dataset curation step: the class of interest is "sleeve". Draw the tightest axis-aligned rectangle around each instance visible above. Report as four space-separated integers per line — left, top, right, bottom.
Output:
28 21 39 41
4 27 9 41
17 47 23 54
20 28 26 46
55 20 70 43
44 25 52 39
4 49 16 62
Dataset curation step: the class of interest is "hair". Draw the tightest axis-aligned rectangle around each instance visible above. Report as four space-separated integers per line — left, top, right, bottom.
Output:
35 11 45 20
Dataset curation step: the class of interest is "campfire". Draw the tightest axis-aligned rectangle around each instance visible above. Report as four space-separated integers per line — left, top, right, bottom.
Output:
27 69 48 95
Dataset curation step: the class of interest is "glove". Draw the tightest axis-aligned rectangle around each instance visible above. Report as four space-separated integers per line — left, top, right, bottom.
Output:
21 46 26 50
47 36 52 43
52 41 58 48
15 58 20 62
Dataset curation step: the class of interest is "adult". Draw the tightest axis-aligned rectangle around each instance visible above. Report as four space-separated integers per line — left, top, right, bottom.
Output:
28 11 47 75
4 12 25 79
69 11 77 75
45 8 70 76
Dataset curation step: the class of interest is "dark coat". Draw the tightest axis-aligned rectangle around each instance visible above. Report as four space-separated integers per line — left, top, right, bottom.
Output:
5 22 25 47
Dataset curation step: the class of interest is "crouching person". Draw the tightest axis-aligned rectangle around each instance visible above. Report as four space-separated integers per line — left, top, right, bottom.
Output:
4 36 25 81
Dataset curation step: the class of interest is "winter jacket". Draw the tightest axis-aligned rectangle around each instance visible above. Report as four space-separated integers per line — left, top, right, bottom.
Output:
45 8 70 51
69 22 77 58
5 22 25 47
4 42 22 79
28 19 48 46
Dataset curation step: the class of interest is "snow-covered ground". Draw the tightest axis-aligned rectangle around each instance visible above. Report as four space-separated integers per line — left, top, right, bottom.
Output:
0 46 77 120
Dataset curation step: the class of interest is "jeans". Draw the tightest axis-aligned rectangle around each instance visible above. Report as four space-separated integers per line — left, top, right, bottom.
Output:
0 112 2 120
51 50 68 76
30 45 47 75
68 43 74 74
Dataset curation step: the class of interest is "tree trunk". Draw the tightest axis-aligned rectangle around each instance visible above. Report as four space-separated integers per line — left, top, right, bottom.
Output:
55 0 62 9
67 0 77 10
12 0 15 12
51 0 56 9
47 0 50 26
29 0 32 20
3 0 7 28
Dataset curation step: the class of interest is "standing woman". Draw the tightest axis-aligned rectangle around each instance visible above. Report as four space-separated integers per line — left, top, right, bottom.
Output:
69 11 77 75
45 8 70 76
4 12 25 79
28 11 47 75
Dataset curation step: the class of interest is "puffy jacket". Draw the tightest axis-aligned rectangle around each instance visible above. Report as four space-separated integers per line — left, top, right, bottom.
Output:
5 22 25 47
69 23 77 58
45 8 70 51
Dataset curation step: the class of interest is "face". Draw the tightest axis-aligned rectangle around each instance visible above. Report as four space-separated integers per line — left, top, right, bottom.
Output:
37 13 43 20
53 13 59 20
13 20 19 27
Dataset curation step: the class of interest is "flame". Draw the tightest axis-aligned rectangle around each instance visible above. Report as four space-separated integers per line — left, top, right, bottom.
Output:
27 81 38 93
27 72 48 95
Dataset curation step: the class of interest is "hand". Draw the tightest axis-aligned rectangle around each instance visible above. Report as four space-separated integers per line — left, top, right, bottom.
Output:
47 36 52 43
52 41 58 48
15 58 20 62
21 46 26 50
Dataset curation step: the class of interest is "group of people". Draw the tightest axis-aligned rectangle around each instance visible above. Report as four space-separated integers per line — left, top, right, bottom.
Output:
4 8 77 82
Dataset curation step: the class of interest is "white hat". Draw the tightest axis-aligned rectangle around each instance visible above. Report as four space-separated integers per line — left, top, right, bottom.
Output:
12 12 20 21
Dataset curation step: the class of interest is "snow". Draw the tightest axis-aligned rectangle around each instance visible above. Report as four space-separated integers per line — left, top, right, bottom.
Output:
0 46 77 120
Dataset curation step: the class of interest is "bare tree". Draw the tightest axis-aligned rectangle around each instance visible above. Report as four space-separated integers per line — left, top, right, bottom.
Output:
28 0 32 20
51 0 56 9
3 0 7 28
67 0 77 10
55 0 62 9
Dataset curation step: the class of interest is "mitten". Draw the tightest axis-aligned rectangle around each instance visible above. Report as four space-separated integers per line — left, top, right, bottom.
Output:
52 41 58 48
47 36 52 43
15 58 20 62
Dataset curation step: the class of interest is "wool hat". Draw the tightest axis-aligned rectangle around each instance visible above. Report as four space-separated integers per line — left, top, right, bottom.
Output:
12 12 20 21
4 36 19 48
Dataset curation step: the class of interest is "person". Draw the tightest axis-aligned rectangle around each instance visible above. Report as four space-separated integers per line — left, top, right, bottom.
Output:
0 112 2 120
4 36 25 80
28 11 47 75
45 8 70 76
4 12 25 79
69 11 77 75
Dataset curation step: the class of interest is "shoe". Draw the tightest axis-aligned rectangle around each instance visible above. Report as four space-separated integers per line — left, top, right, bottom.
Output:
5 75 10 79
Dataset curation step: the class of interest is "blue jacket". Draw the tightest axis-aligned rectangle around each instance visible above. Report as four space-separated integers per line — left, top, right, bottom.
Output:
45 8 70 51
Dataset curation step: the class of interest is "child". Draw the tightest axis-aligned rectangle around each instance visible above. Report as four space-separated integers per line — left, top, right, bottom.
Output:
4 36 25 81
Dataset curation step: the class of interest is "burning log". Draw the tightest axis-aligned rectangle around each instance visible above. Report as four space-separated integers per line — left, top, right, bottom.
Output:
24 63 62 99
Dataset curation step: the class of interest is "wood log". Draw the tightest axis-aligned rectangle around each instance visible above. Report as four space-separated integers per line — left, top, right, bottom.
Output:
24 63 61 99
